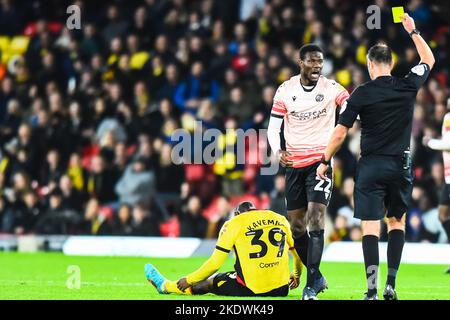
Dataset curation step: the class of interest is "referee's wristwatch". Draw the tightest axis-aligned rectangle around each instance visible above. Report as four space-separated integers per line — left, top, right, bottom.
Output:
320 155 330 166
409 29 420 37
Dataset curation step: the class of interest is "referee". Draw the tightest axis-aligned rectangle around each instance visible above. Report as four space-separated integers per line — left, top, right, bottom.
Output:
317 13 435 300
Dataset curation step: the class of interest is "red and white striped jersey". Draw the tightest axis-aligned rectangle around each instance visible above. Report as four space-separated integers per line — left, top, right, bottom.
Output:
271 75 349 168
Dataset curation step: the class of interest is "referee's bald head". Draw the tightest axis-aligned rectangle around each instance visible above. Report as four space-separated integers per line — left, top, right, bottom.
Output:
367 43 393 66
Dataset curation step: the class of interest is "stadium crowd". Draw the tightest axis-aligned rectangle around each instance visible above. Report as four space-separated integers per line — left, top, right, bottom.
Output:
0 0 449 242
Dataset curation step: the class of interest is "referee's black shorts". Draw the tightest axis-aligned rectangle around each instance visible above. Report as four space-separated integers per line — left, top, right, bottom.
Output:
354 155 413 221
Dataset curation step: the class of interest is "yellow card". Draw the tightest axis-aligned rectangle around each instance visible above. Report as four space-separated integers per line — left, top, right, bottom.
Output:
392 6 405 23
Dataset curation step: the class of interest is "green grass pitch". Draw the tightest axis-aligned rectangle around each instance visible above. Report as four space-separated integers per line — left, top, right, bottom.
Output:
0 252 448 300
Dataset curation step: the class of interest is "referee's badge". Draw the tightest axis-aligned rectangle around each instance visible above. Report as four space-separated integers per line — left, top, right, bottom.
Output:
315 94 324 102
411 64 426 76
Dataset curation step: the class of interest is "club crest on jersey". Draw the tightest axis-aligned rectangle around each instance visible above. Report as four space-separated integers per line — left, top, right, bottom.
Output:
315 94 324 102
292 96 297 101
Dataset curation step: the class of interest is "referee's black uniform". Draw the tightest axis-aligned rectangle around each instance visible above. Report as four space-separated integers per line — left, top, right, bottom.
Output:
338 63 431 220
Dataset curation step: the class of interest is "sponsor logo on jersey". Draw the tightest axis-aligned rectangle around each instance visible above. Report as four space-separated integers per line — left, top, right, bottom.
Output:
259 261 280 268
292 96 297 101
289 108 327 121
315 93 324 102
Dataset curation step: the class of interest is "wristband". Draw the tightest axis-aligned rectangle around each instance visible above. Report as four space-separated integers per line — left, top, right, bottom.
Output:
320 155 330 166
409 29 420 37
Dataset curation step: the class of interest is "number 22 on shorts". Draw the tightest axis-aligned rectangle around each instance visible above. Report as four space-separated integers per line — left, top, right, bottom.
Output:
314 177 332 199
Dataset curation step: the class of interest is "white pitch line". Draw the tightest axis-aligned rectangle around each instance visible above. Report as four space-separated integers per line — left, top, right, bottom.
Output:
331 285 450 289
0 280 148 286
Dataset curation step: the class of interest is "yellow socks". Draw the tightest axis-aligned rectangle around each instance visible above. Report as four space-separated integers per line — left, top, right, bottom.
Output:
163 280 193 295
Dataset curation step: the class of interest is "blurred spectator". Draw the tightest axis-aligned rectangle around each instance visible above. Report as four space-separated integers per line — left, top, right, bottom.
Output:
67 153 86 192
115 156 155 206
19 190 44 233
174 61 220 112
0 99 21 142
130 204 160 236
213 117 245 196
221 87 254 126
206 195 232 238
155 143 184 195
336 178 360 228
269 174 286 215
328 215 350 242
112 203 133 236
101 4 129 47
406 210 425 242
35 188 80 234
112 142 130 176
85 155 117 204
80 197 113 235
196 99 221 129
39 149 64 188
59 174 84 213
156 64 181 101
0 195 13 233
179 195 208 238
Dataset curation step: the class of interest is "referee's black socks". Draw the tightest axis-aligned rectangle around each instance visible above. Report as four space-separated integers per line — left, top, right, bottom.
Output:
362 235 379 297
386 229 405 289
306 230 324 288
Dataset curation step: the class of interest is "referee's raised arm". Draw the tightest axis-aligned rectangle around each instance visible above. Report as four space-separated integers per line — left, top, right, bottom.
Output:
401 13 435 69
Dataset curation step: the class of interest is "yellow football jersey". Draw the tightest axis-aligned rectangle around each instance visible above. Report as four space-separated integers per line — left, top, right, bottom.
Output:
215 209 295 294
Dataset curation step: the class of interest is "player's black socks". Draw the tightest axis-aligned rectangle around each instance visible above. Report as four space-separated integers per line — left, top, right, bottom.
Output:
294 232 309 266
306 230 324 287
362 235 379 297
295 231 323 282
443 220 450 243
386 229 405 289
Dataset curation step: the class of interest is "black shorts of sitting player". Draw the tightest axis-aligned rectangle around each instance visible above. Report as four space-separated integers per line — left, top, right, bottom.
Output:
206 272 288 297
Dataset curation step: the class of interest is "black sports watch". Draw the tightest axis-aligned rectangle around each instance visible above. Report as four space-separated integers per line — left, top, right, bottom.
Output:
409 29 420 37
320 155 330 166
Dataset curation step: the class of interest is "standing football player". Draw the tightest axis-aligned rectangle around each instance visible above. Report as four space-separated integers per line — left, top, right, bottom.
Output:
426 97 450 273
267 44 349 300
